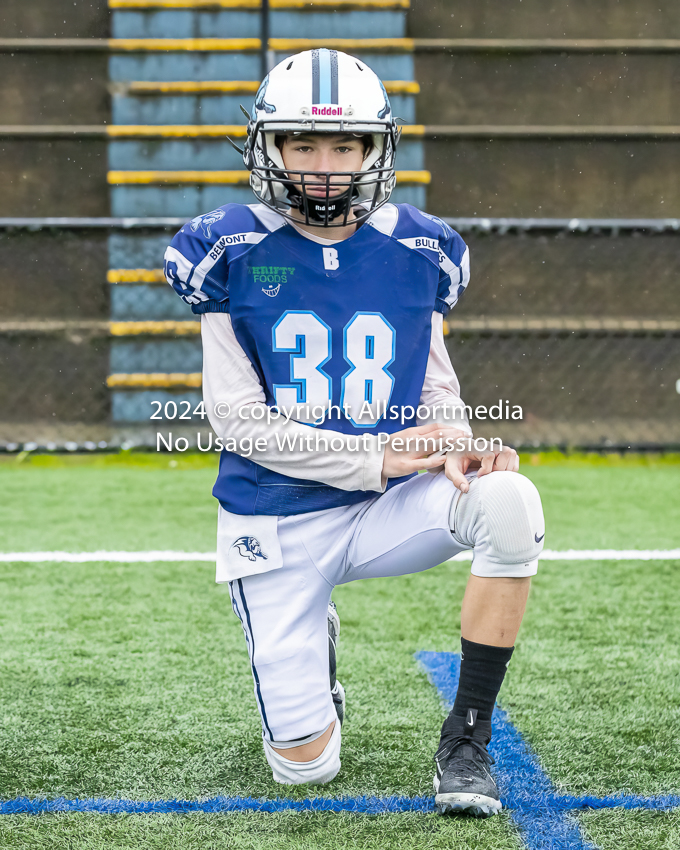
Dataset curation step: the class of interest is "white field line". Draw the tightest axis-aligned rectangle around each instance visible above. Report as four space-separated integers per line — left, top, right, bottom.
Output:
0 549 679 563
453 549 680 561
0 551 216 563
534 549 680 561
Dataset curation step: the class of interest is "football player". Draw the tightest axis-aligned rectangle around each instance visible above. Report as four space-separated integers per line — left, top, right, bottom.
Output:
164 49 545 816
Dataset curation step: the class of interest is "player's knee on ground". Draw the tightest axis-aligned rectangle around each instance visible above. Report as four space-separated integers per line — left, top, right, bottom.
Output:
450 471 545 577
262 721 341 785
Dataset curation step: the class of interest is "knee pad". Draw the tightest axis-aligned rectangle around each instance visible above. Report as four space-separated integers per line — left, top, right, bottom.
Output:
450 471 545 578
263 721 341 785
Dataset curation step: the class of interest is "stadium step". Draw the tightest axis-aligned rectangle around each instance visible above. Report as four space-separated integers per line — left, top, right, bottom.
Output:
7 314 680 336
111 80 419 124
109 0 410 8
106 171 429 217
107 43 414 82
111 11 407 39
5 124 680 139
108 373 202 388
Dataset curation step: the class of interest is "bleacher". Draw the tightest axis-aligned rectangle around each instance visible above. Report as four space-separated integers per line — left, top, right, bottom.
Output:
0 0 678 449
104 0 427 424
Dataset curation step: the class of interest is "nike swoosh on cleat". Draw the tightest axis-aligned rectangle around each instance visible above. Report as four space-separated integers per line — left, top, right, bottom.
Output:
535 532 545 543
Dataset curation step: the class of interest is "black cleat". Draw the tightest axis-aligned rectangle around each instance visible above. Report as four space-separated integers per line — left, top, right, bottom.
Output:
328 601 345 726
434 708 501 817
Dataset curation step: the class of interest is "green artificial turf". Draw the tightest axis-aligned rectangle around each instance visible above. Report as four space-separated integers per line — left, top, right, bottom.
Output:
578 809 680 849
1 450 679 552
0 811 518 850
0 454 679 848
0 452 218 553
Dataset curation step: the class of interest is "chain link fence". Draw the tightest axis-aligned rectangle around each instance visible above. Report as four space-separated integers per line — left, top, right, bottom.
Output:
1 222 679 451
447 329 679 448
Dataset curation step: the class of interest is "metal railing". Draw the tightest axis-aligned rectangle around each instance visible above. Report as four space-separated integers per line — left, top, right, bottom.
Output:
2 217 680 233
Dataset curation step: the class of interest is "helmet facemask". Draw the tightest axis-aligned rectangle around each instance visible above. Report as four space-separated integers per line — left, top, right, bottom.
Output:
247 122 399 228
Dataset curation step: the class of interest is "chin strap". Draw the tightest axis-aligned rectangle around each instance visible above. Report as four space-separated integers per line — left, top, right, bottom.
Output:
287 186 356 224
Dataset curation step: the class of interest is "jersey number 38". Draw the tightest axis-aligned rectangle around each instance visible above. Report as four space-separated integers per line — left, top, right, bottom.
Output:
272 310 395 427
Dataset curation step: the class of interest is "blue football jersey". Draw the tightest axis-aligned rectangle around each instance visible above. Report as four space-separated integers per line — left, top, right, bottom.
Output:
164 203 470 515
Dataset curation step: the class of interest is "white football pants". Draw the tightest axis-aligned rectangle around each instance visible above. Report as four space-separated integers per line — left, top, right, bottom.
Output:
228 469 541 746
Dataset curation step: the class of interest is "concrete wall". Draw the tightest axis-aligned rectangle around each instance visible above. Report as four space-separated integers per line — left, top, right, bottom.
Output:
408 0 680 39
0 0 109 37
0 54 110 125
426 139 677 218
0 140 108 216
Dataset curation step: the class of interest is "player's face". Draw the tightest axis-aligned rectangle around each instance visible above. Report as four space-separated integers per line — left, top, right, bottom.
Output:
279 134 366 198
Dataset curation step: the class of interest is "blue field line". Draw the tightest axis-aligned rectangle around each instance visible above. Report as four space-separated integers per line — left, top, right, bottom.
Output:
2 791 679 819
3 791 679 819
0 796 435 816
2 651 678 848
542 794 680 812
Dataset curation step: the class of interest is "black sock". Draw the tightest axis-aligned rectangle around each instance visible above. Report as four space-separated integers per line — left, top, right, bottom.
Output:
451 637 514 722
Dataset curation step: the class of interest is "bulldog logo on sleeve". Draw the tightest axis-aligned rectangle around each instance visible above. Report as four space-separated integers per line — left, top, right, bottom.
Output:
189 209 226 239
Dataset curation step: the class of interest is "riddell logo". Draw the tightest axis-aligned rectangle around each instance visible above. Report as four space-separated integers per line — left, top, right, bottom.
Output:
312 105 343 116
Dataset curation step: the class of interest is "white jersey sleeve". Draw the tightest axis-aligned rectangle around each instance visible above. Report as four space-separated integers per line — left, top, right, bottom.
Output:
417 312 473 435
201 312 386 493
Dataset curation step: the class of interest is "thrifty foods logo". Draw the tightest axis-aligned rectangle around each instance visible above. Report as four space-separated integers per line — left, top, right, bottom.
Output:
311 105 343 116
250 265 296 297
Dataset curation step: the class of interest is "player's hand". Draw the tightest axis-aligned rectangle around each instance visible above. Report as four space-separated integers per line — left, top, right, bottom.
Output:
443 443 520 493
381 424 470 480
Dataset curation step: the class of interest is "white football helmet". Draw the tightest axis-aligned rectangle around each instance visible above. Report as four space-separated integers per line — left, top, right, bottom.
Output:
242 49 401 226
